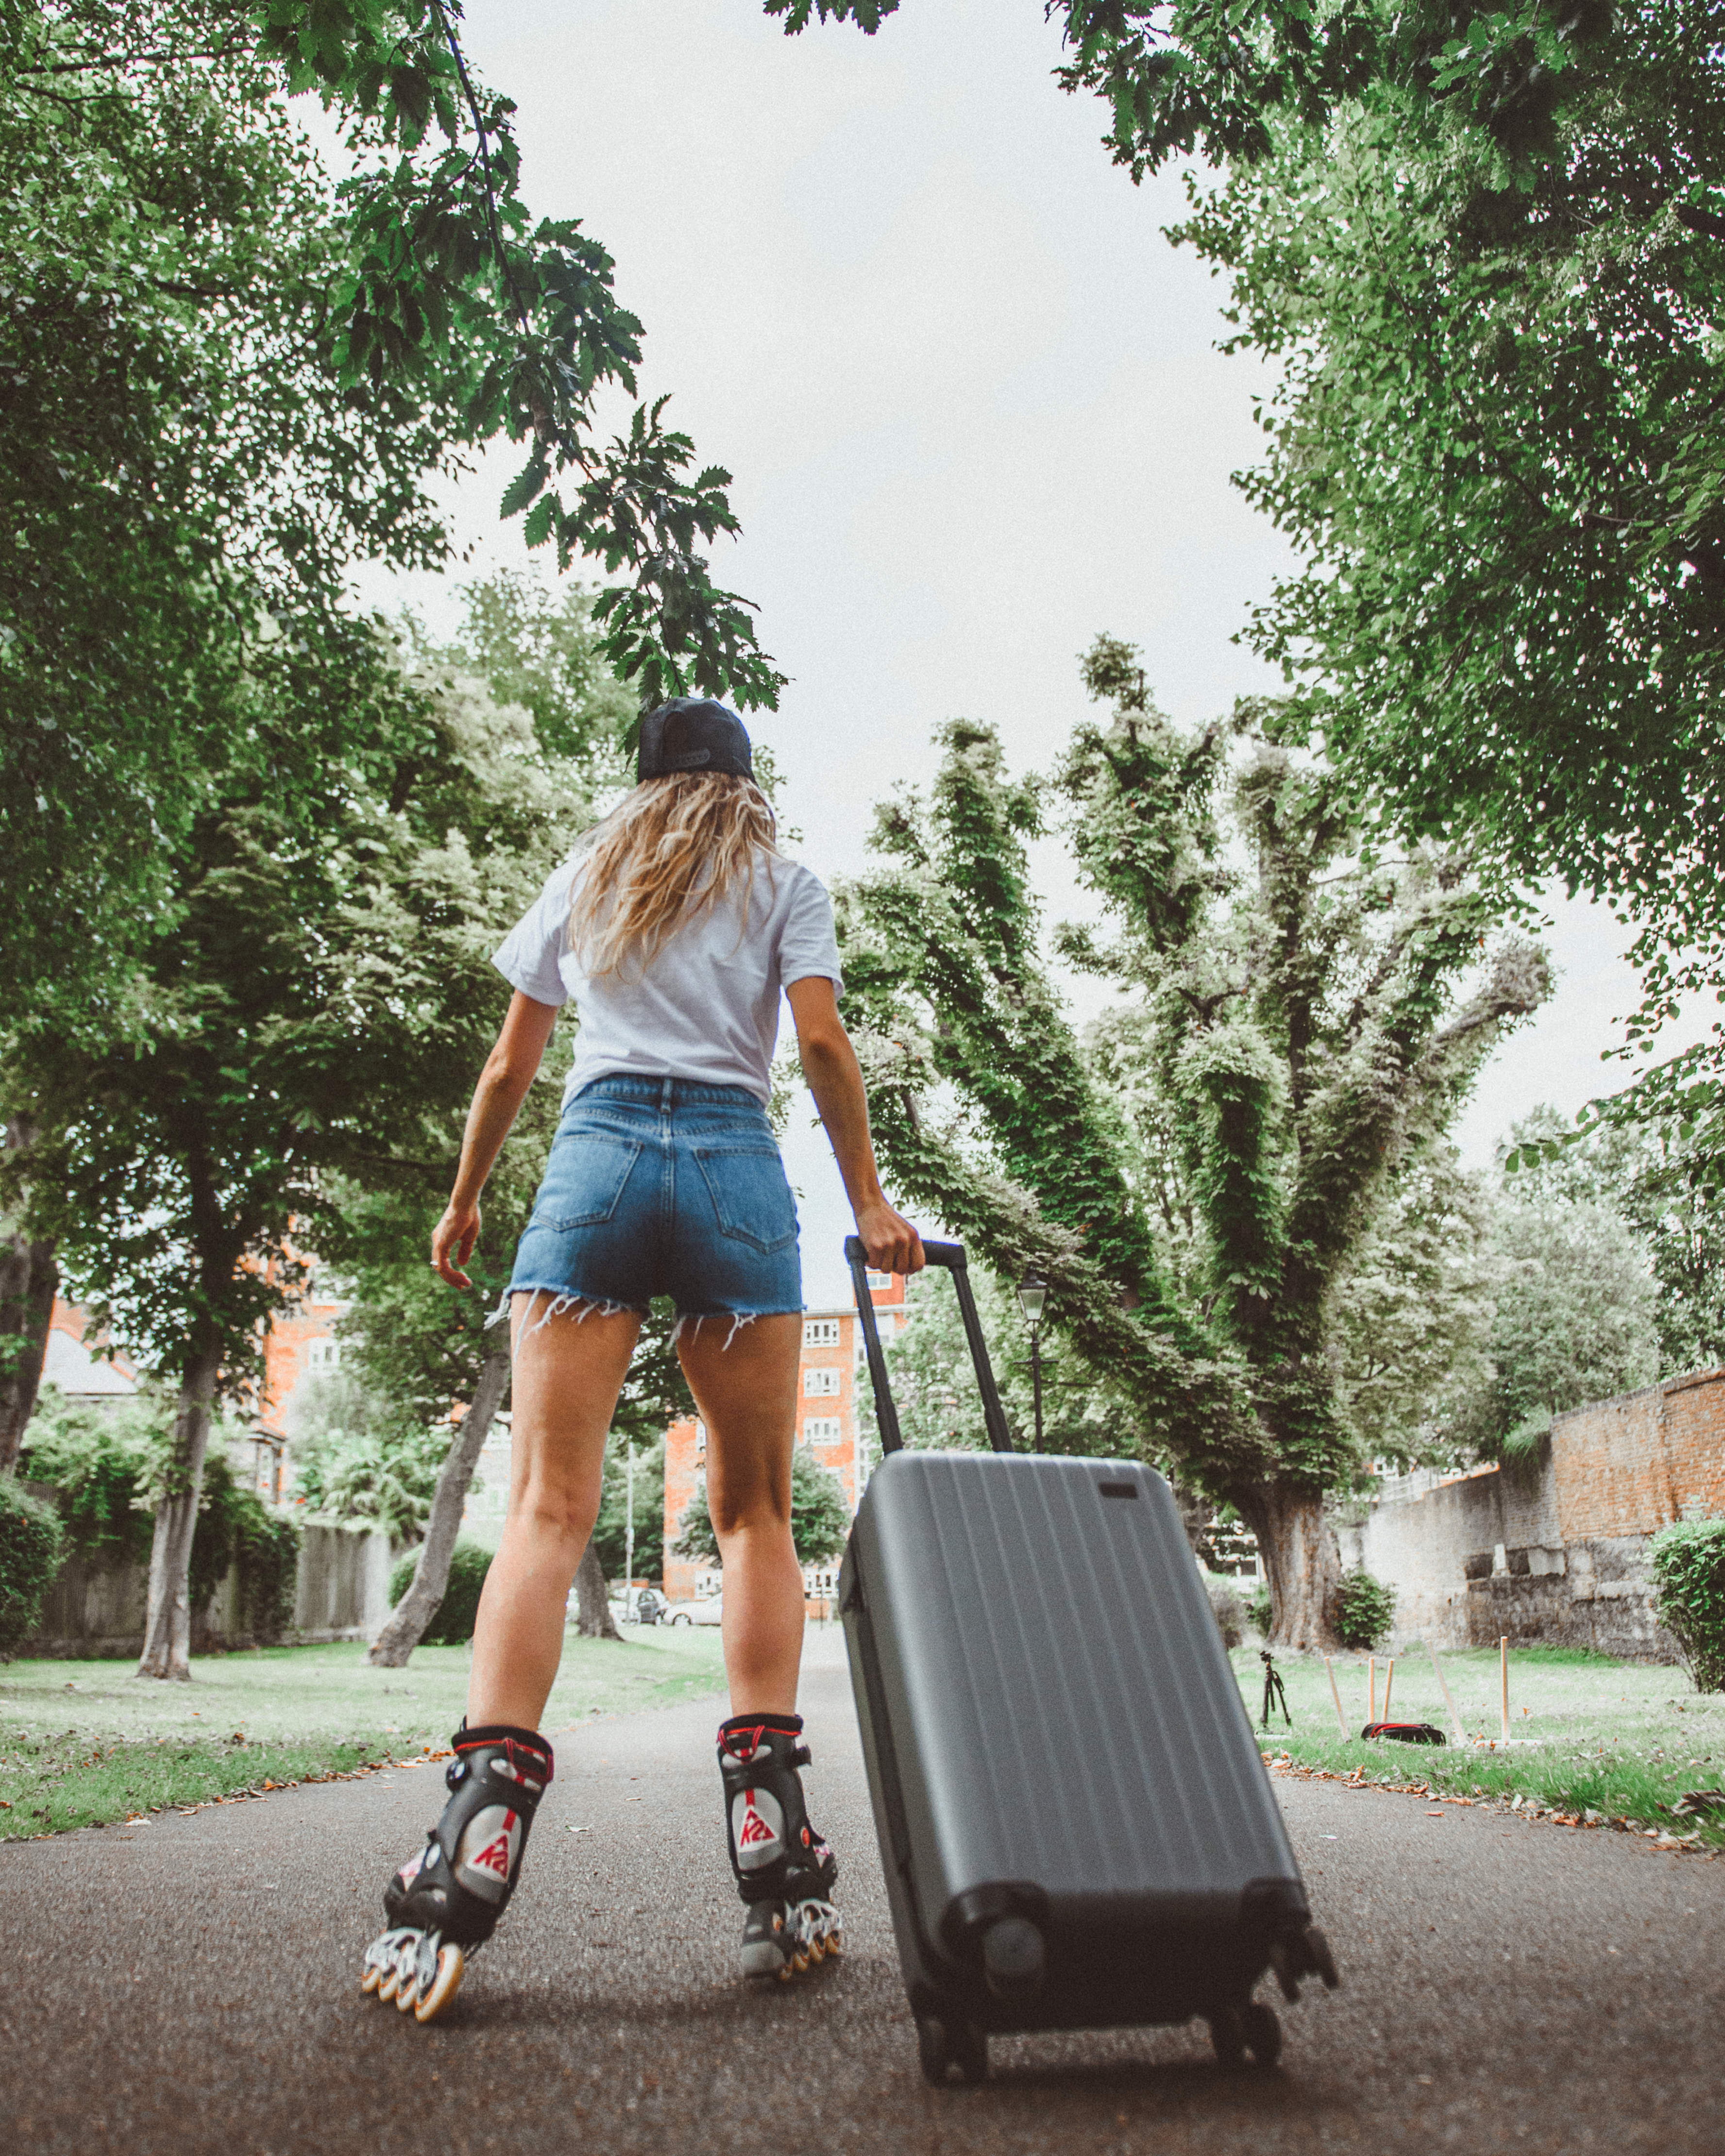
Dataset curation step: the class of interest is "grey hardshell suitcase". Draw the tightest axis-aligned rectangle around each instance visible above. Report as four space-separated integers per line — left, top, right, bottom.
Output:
839 1237 1338 2086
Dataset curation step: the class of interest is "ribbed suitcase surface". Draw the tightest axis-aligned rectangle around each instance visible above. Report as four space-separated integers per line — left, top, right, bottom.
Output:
837 1237 1336 2076
847 1450 1301 1940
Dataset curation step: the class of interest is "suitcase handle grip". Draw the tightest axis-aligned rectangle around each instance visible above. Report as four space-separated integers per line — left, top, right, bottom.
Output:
844 1235 1015 1458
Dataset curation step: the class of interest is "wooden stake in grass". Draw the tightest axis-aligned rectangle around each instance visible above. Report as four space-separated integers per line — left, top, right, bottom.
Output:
1501 1636 1510 1748
1382 1657 1395 1720
1324 1655 1349 1737
1427 1640 1466 1746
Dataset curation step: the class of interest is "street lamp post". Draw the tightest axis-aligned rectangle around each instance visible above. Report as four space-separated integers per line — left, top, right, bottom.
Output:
624 1444 635 1620
1016 1273 1047 1454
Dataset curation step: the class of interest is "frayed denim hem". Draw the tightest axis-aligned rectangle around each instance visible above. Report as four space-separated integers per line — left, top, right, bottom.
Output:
506 1285 649 1345
667 1308 797 1351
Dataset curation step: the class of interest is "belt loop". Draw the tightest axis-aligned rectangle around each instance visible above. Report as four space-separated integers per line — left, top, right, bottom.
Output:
660 1075 675 1114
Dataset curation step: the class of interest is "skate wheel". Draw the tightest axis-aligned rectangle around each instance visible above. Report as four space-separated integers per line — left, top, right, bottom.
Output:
806 1936 826 1965
414 1943 465 2025
360 1963 382 1996
1242 2000 1283 2067
828 1928 842 1956
376 1964 400 2004
395 1968 421 2013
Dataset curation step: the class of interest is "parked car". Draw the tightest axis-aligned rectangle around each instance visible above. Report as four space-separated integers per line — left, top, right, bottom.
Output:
666 1597 723 1627
609 1587 667 1626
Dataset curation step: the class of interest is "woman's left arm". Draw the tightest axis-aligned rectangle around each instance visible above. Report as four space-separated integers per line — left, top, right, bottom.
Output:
432 992 561 1288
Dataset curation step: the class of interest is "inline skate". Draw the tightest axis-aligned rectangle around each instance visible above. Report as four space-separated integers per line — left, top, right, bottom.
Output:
360 1722 553 2023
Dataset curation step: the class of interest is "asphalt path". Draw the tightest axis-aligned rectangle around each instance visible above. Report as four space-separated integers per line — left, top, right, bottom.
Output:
5 1630 1722 2156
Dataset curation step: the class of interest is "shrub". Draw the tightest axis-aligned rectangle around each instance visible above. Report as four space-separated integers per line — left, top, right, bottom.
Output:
1247 1580 1272 1636
674 1448 851 1570
1207 1578 1246 1650
388 1540 493 1645
16 1386 155 1564
187 1451 301 1640
0 1478 67 1654
1333 1567 1397 1650
1650 1519 1725 1692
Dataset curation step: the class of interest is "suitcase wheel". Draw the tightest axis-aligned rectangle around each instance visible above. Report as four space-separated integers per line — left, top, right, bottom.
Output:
1207 2007 1246 2068
1241 2001 1282 2068
916 2014 988 2087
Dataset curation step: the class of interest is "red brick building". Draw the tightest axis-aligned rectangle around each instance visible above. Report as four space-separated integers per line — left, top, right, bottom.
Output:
661 1268 906 1603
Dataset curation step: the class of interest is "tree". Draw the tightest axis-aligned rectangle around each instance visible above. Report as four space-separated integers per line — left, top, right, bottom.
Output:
1329 1146 1497 1468
4 639 578 1677
290 1369 455 1544
592 1436 667 1587
835 640 1549 1644
1160 4 1725 1157
4 2 784 1044
674 1448 851 1571
1483 1198 1659 1435
862 1261 1130 1459
1506 1105 1725 1379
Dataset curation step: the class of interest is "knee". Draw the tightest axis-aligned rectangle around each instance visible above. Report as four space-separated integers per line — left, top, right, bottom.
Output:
511 1482 598 1550
709 1483 791 1542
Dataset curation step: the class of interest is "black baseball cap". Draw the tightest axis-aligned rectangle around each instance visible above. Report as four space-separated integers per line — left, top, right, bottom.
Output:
637 698 754 783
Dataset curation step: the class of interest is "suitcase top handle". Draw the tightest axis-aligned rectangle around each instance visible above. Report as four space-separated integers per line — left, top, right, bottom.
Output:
844 1235 1015 1458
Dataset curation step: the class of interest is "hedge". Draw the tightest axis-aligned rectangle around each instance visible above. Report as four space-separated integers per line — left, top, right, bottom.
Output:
1650 1519 1725 1692
0 1478 67 1655
388 1540 493 1646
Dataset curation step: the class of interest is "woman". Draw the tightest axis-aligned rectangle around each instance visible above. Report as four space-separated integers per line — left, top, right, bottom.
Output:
362 697 923 2022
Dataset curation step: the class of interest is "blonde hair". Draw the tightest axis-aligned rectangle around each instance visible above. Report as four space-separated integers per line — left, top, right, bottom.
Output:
568 773 780 978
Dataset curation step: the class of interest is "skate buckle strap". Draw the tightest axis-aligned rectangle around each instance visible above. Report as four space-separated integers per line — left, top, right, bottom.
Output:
454 1728 554 1787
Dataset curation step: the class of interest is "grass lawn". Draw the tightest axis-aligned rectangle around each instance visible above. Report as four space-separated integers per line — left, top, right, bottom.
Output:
0 1624 726 1839
1234 1642 1725 1850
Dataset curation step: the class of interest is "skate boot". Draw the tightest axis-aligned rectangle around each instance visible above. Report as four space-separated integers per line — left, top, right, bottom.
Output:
718 1712 840 1982
360 1721 553 2024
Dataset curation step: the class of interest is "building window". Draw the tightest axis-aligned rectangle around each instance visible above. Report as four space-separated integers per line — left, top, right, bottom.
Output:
865 1270 894 1290
803 1416 842 1443
856 1317 896 1361
803 1317 840 1348
305 1338 341 1371
803 1367 840 1397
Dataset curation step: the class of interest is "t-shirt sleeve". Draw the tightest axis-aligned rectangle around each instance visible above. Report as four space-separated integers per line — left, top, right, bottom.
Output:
777 868 845 992
492 859 575 1007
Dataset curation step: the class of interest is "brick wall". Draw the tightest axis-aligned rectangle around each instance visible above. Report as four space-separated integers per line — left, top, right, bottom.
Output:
1352 1365 1725 1661
1552 1367 1725 1541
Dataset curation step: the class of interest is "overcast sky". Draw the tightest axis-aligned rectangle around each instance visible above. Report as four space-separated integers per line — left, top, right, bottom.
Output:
356 0 1711 1309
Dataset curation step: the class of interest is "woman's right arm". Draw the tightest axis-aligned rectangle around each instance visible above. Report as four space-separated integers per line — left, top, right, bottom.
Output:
432 991 561 1288
787 976 924 1276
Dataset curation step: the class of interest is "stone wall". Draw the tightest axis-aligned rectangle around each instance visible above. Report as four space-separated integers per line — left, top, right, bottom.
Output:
18 1515 392 1658
1348 1366 1725 1662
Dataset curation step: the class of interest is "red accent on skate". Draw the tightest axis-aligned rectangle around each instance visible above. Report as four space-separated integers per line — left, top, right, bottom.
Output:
468 1811 518 1879
738 1794 777 1849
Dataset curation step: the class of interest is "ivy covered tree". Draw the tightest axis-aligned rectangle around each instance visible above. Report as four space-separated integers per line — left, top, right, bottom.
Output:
837 638 1549 1644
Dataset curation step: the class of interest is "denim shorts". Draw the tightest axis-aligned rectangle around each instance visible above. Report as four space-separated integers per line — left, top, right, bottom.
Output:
508 1075 802 1325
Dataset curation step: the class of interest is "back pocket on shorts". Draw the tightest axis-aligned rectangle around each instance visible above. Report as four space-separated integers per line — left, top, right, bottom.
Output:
693 1145 797 1253
532 1132 643 1230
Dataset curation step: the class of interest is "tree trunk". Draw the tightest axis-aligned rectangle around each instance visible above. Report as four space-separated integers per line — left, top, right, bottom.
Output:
0 1117 58 1474
1167 1475 1212 1563
575 1540 622 1640
368 1321 512 1668
136 1330 223 1681
1234 1478 1341 1650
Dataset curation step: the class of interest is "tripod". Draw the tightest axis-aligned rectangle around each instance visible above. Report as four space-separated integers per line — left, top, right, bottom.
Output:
1259 1649 1291 1732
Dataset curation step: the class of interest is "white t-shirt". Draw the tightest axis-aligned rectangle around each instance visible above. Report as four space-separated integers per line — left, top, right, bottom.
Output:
492 845 843 1106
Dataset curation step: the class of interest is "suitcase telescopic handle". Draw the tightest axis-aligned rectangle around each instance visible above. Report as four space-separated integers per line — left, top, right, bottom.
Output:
844 1235 1015 1458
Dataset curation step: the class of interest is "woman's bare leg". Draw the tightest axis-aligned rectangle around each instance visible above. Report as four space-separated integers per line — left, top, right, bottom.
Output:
465 1297 641 1730
677 1314 804 1715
